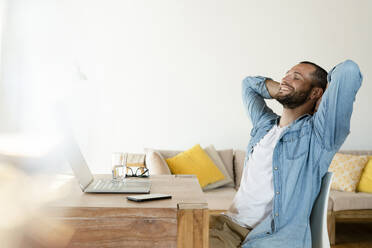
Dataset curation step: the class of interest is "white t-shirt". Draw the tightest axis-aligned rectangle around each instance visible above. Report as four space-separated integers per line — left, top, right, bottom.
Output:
226 123 287 228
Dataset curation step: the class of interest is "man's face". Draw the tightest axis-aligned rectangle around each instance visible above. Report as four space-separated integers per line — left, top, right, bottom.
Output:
277 63 316 109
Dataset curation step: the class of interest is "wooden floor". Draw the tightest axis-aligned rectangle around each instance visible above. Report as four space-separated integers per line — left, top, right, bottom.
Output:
331 222 372 248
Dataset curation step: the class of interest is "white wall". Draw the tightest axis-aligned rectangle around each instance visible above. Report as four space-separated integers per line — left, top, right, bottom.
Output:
0 0 9 131
1 0 372 172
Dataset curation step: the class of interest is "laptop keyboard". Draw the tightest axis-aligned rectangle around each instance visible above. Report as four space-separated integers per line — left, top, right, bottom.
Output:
92 179 125 190
91 179 149 191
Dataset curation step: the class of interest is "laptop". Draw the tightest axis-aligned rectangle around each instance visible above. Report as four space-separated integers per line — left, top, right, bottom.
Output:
64 135 151 194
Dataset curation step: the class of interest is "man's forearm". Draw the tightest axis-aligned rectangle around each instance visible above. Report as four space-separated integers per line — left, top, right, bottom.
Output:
265 79 281 99
242 76 278 127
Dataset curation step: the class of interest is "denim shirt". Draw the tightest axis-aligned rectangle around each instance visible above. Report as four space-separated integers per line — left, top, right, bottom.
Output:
240 60 362 248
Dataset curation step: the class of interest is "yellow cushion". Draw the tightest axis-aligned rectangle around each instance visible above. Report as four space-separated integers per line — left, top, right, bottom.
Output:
357 156 372 193
165 144 225 188
328 153 369 192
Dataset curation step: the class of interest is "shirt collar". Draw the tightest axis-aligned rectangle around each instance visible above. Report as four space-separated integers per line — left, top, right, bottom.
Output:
272 113 311 127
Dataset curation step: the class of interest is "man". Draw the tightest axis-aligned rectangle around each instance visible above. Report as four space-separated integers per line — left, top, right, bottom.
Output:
209 60 363 248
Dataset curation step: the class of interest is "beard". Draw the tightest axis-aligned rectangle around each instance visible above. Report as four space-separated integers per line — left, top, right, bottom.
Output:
276 86 313 109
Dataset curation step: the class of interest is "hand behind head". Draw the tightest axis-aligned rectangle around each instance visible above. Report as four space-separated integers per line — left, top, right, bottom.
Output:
312 83 329 114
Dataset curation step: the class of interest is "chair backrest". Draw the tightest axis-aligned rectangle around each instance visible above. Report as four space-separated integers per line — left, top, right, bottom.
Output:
310 172 333 248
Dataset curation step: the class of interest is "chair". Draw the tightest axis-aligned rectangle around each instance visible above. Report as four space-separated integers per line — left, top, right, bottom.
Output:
310 172 333 248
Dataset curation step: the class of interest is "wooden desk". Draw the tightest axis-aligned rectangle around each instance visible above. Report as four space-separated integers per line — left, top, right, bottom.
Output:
47 175 208 248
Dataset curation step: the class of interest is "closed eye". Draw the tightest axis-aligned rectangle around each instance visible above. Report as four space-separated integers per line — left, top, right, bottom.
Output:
293 72 304 80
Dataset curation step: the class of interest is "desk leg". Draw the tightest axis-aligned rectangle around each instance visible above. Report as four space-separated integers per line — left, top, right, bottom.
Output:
177 208 209 248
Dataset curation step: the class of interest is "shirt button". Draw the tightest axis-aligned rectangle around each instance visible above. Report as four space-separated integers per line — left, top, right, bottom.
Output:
276 191 280 195
275 213 279 217
274 167 278 170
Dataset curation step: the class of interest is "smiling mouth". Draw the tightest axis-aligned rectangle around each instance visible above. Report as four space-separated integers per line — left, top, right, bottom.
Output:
280 83 293 92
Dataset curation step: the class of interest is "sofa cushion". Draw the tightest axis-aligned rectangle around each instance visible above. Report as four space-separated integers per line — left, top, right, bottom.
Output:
204 187 237 211
357 156 372 193
327 194 334 211
144 149 171 175
217 149 234 187
234 150 246 189
328 153 369 192
154 148 235 187
203 145 234 190
165 144 225 188
329 190 372 211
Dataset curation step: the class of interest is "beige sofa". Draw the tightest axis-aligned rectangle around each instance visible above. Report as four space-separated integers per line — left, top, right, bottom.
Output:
145 149 372 245
327 150 372 244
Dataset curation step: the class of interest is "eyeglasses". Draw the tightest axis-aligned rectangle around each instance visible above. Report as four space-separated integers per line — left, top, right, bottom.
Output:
126 167 149 178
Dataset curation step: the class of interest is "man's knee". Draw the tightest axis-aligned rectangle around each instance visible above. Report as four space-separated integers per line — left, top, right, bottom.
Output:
209 214 224 229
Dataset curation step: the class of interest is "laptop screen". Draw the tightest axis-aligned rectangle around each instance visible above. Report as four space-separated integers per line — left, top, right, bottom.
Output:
63 135 94 191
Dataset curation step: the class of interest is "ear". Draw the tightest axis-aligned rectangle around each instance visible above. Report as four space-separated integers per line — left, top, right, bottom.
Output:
311 88 325 114
310 87 324 100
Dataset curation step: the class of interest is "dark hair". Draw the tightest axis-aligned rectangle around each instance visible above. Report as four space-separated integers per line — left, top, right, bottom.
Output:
299 61 328 91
